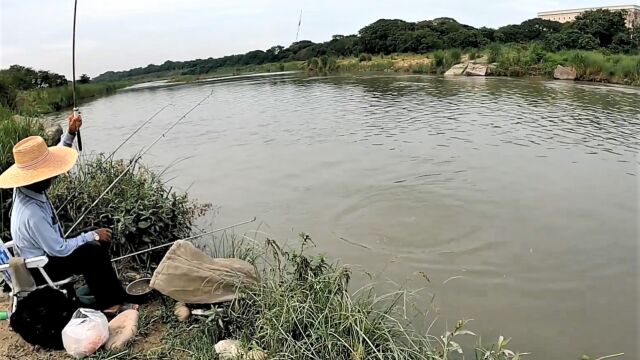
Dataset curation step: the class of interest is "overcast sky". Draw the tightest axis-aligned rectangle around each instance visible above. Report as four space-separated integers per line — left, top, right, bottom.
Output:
1 0 637 78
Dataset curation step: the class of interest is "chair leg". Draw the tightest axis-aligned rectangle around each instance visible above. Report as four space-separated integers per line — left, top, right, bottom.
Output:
9 293 16 318
37 267 58 289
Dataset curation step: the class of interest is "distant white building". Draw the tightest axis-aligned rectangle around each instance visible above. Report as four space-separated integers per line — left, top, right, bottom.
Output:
538 4 640 27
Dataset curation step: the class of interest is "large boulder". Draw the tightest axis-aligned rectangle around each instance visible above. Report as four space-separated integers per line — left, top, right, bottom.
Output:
464 63 488 76
44 123 63 146
553 65 577 80
444 63 468 76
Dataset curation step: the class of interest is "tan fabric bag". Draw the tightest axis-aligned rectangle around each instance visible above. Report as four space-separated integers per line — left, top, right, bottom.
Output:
150 240 257 304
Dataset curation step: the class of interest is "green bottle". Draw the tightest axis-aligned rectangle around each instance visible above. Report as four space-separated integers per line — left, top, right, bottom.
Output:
0 311 7 321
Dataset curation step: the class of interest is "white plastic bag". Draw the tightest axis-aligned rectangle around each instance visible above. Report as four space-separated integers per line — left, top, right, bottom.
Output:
62 308 109 358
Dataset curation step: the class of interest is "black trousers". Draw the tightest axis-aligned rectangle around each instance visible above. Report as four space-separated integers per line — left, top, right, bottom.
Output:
33 241 128 310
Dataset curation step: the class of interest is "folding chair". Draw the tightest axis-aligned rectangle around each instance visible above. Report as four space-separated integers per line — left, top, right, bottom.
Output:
0 239 78 316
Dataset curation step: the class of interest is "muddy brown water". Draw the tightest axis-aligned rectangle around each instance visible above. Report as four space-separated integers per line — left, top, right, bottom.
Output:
71 74 638 359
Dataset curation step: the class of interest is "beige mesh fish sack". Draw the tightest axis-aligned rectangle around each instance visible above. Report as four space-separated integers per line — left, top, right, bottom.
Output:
150 240 257 304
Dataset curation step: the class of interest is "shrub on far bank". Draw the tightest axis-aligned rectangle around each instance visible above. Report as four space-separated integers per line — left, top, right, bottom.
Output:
358 53 373 62
15 82 125 115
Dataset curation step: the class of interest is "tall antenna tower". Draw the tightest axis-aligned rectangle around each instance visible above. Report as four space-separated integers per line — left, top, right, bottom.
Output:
295 9 303 41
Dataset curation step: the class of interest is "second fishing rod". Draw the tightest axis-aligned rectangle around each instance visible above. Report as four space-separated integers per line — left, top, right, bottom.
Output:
55 104 172 214
63 89 214 237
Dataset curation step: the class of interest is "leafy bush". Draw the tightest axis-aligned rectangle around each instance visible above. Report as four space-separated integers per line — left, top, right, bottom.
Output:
306 56 339 75
358 53 373 62
447 48 462 64
432 51 446 68
527 43 547 64
487 43 502 63
15 82 125 115
49 155 210 270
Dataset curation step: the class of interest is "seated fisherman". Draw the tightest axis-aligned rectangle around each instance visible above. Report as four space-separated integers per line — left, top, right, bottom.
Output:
0 113 135 313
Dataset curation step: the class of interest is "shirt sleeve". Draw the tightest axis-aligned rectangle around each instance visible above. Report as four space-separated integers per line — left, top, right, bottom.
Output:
59 132 76 148
26 213 93 257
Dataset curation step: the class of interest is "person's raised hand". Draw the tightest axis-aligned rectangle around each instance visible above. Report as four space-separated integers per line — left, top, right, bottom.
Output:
67 112 83 135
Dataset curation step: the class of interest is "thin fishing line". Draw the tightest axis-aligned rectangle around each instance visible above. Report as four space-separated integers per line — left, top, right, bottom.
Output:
110 217 257 262
55 104 172 215
64 89 214 237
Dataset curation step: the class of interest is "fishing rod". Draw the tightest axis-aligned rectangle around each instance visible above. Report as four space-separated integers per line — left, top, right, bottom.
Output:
55 104 172 215
64 90 214 237
71 0 82 151
111 217 257 262
295 8 303 42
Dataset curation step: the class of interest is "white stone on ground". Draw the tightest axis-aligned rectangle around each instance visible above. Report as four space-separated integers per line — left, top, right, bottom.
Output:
214 339 242 359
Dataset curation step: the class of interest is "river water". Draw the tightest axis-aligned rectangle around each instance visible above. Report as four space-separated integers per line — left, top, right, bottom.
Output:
75 74 638 359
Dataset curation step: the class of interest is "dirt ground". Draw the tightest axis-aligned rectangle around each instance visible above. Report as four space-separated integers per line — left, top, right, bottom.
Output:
0 294 166 360
0 295 66 360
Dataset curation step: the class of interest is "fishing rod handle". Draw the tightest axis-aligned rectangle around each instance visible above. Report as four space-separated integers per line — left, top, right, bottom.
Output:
73 107 83 152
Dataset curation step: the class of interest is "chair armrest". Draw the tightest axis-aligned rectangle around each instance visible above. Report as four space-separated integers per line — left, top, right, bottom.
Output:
3 241 14 249
25 256 49 269
0 256 48 271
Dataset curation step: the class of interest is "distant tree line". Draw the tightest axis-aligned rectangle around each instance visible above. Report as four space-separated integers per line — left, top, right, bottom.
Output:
90 10 640 81
0 65 92 110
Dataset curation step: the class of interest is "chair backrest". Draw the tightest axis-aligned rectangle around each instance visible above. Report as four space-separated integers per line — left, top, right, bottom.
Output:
0 240 13 285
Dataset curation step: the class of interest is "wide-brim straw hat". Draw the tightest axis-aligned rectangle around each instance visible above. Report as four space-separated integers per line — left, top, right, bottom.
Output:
0 136 78 189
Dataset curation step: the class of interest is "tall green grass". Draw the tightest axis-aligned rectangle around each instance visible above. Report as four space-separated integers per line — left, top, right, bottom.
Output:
15 82 128 115
88 234 525 360
430 49 463 74
488 44 640 84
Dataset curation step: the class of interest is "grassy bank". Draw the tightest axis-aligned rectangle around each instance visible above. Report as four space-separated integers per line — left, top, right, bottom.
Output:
81 234 524 360
14 81 130 115
298 46 640 86
165 61 304 83
173 46 639 87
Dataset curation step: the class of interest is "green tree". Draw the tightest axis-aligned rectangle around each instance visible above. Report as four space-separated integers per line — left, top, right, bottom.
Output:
443 29 488 48
572 9 627 47
326 35 360 57
610 31 633 53
78 74 91 84
518 18 563 41
631 26 640 50
0 65 39 90
495 24 527 43
544 29 601 51
359 19 415 54
0 79 17 109
479 27 496 42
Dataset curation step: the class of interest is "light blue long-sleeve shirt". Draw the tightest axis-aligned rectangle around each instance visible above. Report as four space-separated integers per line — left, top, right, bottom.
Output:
11 132 95 258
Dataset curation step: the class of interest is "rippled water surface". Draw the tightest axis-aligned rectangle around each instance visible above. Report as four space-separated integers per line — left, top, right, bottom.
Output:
77 74 638 359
